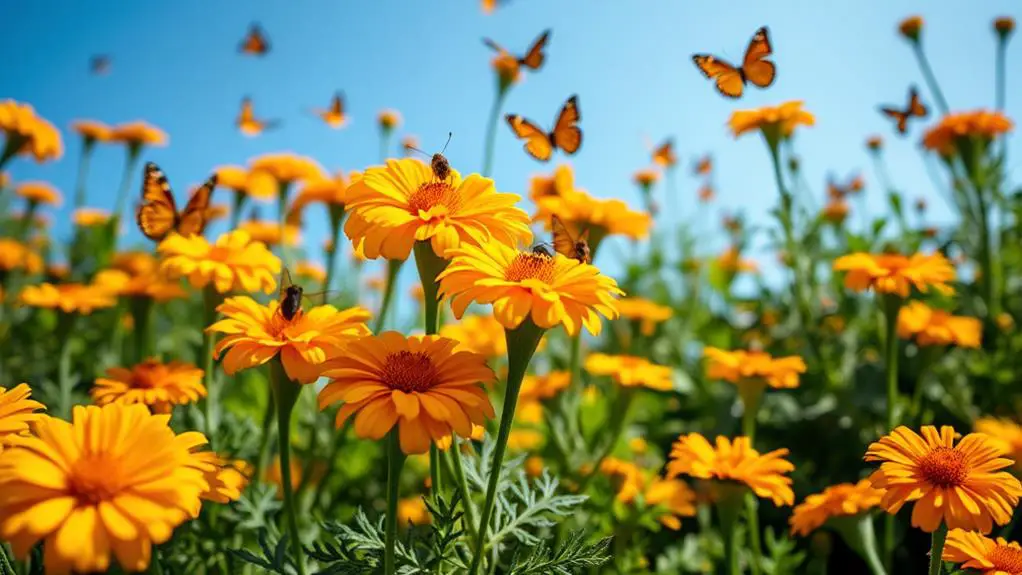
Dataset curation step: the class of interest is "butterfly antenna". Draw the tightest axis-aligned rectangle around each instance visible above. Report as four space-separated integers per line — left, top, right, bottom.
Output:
441 132 453 154
406 145 430 159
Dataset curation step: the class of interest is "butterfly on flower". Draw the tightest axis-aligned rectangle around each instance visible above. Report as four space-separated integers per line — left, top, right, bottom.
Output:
692 26 776 98
236 97 280 137
506 95 582 162
136 163 216 241
311 92 347 129
532 216 591 264
89 55 111 75
879 86 928 135
239 23 270 56
483 29 551 71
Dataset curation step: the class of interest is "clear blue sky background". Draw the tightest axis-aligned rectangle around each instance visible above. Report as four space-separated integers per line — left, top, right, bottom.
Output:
2 1 1019 315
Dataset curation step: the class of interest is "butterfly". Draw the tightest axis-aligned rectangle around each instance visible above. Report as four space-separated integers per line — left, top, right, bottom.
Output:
481 0 509 14
692 26 776 98
692 154 713 176
532 216 590 264
90 55 111 75
879 87 928 135
136 162 217 241
650 138 677 168
506 95 582 162
236 97 280 137
312 92 347 129
483 29 551 71
406 133 454 182
827 173 864 199
239 23 270 56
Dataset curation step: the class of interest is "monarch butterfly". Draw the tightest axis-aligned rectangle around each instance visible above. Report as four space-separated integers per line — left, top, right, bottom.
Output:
692 154 713 176
90 55 111 75
136 162 217 241
236 97 280 137
506 95 582 162
650 138 676 168
483 29 551 71
312 92 347 129
531 216 591 264
406 133 454 182
239 23 270 56
826 173 864 199
692 26 776 98
879 87 928 135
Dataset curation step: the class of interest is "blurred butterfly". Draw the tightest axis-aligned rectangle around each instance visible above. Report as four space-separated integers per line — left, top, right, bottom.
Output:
483 29 551 71
90 55 111 75
481 0 509 14
531 216 590 264
692 154 713 176
692 26 775 98
650 138 677 168
406 133 454 182
506 95 582 162
311 92 347 129
236 97 281 137
239 23 270 56
136 162 217 241
879 87 928 135
826 173 864 199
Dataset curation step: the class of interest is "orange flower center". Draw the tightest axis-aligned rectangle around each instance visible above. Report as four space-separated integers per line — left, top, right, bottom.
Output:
408 182 459 214
382 350 439 393
70 457 123 503
130 369 162 388
918 447 968 487
990 545 1022 571
504 252 556 283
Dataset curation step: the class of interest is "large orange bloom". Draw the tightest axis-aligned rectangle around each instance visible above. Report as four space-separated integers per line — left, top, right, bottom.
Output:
942 529 1022 574
703 347 806 389
71 120 113 143
865 425 1022 532
833 252 955 297
0 99 63 162
214 165 277 200
584 353 673 391
158 230 281 294
666 434 795 506
533 187 651 242
922 110 1013 155
16 181 62 207
20 283 117 315
789 480 885 536
0 383 45 453
729 100 815 139
0 238 43 274
897 301 981 348
318 332 496 454
92 359 206 414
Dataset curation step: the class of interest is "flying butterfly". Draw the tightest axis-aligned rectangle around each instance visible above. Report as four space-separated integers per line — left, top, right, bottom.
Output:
236 97 281 137
692 154 713 176
136 162 217 241
506 95 582 162
692 26 776 98
90 55 111 75
239 23 270 56
827 173 864 199
312 92 347 129
879 87 928 135
650 137 677 168
532 216 591 264
406 132 454 182
483 29 551 71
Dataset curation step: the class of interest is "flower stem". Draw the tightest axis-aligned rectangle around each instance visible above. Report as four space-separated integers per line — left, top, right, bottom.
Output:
469 320 547 575
373 258 405 334
380 130 392 163
202 286 222 443
270 359 308 575
446 440 478 541
384 428 407 575
996 38 1007 111
482 87 508 177
739 381 766 445
129 296 154 363
880 294 902 571
323 206 346 294
927 522 948 575
114 146 141 222
577 387 635 492
429 445 443 500
832 515 887 575
0 134 26 173
912 44 950 116
745 493 763 575
254 391 276 488
717 487 744 575
276 181 293 269
56 312 77 419
229 190 247 232
74 140 95 211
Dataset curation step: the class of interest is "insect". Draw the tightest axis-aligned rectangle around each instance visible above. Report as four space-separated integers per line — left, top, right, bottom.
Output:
483 29 551 71
239 23 270 56
692 154 713 176
278 268 304 321
236 97 281 137
312 92 347 129
827 173 864 199
692 26 776 98
650 138 676 168
90 55 111 75
406 133 454 182
136 163 216 241
879 87 928 135
506 95 582 162
532 216 591 264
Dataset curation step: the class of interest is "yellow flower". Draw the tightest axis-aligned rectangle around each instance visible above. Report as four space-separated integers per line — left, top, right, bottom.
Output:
633 168 660 187
0 239 43 274
833 251 955 297
94 263 187 302
922 110 1013 155
265 455 303 496
190 452 249 504
646 478 698 530
397 497 432 526
728 100 815 139
71 120 113 143
292 170 358 211
789 480 885 536
865 425 1022 532
585 353 673 391
438 314 509 358
616 297 672 336
492 52 521 89
319 332 496 454
16 181 62 207
209 296 371 384
378 109 402 131
92 359 206 413
995 16 1016 39
534 188 651 242
601 457 646 502
942 528 1022 574
667 434 795 506
517 371 571 424
704 347 806 390
525 456 544 478
528 164 576 203
294 260 327 284
822 199 849 224
158 230 281 294
0 99 63 162
20 282 116 314
109 121 168 147
0 383 45 452
899 15 923 41
238 220 302 246
438 241 622 336
0 404 208 573
897 301 981 348
214 165 277 200
72 207 112 227
344 158 532 259
249 152 326 186
974 418 1022 473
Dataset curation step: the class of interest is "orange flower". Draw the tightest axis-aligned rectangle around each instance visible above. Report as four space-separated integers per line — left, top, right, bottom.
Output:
715 246 758 274
158 230 281 294
71 120 113 143
666 434 795 506
402 135 420 156
897 301 981 348
190 452 249 504
698 183 715 203
833 251 955 297
534 188 651 242
728 100 815 139
517 371 571 424
616 297 673 336
377 109 402 131
208 296 371 383
73 207 112 227
922 110 1013 155
292 170 358 210
866 135 883 151
633 168 660 187
704 347 806 390
438 314 508 358
943 529 1022 573
93 268 187 302
318 332 496 454
585 353 673 391
265 455 303 495
645 478 698 530
16 181 62 207
995 16 1016 39
249 152 326 186
92 359 206 413
215 165 277 200
974 418 1022 473
899 15 923 42
0 239 43 274
109 121 168 147
20 282 116 314
238 220 302 246
294 260 327 284
0 99 63 162
491 52 521 89
398 497 432 526
600 457 645 502
822 199 849 224
789 480 885 536
528 164 576 203
0 383 45 452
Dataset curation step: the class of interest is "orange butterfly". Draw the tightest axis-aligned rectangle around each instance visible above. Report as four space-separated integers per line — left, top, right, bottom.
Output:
879 87 928 135
312 92 347 129
506 95 582 162
90 55 111 75
532 216 590 264
239 23 270 56
136 163 216 241
236 97 280 137
827 173 864 199
650 138 677 168
481 0 509 14
692 26 776 98
483 29 551 71
692 154 713 176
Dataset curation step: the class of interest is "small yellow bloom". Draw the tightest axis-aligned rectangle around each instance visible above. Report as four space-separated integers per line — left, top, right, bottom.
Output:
822 199 849 224
92 359 206 413
922 110 1013 155
397 497 432 526
249 152 326 186
190 452 250 504
378 109 402 131
0 99 63 162
72 207 112 227
789 480 885 536
528 164 575 203
238 220 302 246
585 353 673 391
0 239 43 274
0 383 45 452
109 120 168 147
716 246 758 274
601 457 646 502
833 251 955 297
517 371 571 424
897 301 981 348
294 260 327 284
439 314 509 358
866 135 883 151
974 418 1022 473
898 15 923 42
491 52 521 89
728 100 815 139
525 456 545 478
71 119 113 143
943 528 1022 574
704 347 806 389
16 181 62 207
20 282 117 314
215 164 277 200
158 230 281 294
667 434 795 506
616 297 672 336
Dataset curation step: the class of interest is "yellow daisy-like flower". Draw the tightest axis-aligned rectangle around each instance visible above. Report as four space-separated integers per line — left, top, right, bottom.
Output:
0 238 43 274
73 207 112 227
534 187 651 242
109 121 168 147
633 168 660 187
897 301 981 348
93 268 187 302
0 99 63 162
865 425 1022 533
343 158 532 259
438 242 622 336
974 418 1022 473
517 371 571 424
71 119 113 143
943 528 1022 574
318 332 496 454
585 353 673 391
922 110 1013 155
833 251 955 297
898 15 924 41
616 297 673 336
703 347 807 390
398 497 432 526
214 165 277 200
238 219 302 246
0 383 45 452
0 404 208 574
92 359 206 414
438 314 509 358
20 282 116 315
16 181 62 207
728 100 815 139
645 478 699 530
249 152 326 186
666 434 795 506
189 451 250 504
291 170 359 213
294 260 327 284
789 480 885 536
528 164 576 203
378 109 402 131
208 296 371 384
158 230 281 294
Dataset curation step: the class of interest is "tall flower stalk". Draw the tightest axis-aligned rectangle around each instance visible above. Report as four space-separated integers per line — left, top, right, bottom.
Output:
269 359 308 575
481 87 508 177
414 241 449 499
202 285 223 441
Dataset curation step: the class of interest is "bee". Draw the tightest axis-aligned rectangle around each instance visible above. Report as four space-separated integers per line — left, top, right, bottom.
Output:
407 133 454 183
531 216 591 264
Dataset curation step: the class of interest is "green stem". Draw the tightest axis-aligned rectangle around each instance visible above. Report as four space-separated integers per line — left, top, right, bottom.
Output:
429 445 443 500
202 286 222 443
380 129 392 163
447 440 478 542
912 43 950 116
56 312 77 419
270 359 308 575
996 39 1007 111
130 296 154 363
310 420 350 511
0 134 26 173
577 387 635 492
0 542 15 575
384 428 407 575
739 381 766 445
255 391 276 486
114 146 142 221
413 240 447 336
277 182 293 268
17 203 37 242
482 87 508 177
928 522 948 575
373 258 405 334
229 190 247 232
718 488 744 575
832 515 888 575
74 140 95 211
881 295 902 571
324 206 345 294
745 493 763 575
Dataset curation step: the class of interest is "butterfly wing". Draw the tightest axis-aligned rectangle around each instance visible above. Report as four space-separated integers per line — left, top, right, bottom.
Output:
551 95 582 155
136 163 179 241
332 92 344 115
692 55 744 98
177 175 217 237
908 87 928 117
241 25 269 55
520 29 550 69
239 97 254 123
653 138 675 166
551 216 577 259
742 26 776 88
506 114 554 161
880 106 910 134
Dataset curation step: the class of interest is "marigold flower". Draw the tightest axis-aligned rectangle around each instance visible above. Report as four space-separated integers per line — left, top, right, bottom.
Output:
92 359 206 413
189 452 249 504
943 528 1022 573
616 297 672 336
646 478 698 530
865 425 1022 532
0 404 208 573
378 109 402 131
109 121 168 147
265 455 303 495
0 383 45 452
215 164 277 200
492 52 521 89
585 353 673 391
974 418 1022 473
866 135 883 151
344 158 532 259
94 260 187 302
534 188 651 242
822 199 849 224
897 301 981 348
698 183 715 203
667 434 795 506
439 314 509 358
833 251 955 297
528 164 576 202
398 497 431 526
71 120 113 143
20 282 116 314
16 181 62 207
898 15 923 42
292 170 357 211
72 207 112 227
158 230 281 294
238 220 301 246
438 242 622 336
294 260 327 284
517 371 571 424
0 238 43 274
728 100 815 139
0 99 63 162
601 457 646 502
209 295 371 383
922 110 1013 155
633 168 660 188
994 16 1016 39
789 480 885 536
249 152 326 186
704 347 806 389
319 332 496 454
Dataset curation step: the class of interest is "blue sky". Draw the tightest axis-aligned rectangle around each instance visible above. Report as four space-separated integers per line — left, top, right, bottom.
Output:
2 1 1019 312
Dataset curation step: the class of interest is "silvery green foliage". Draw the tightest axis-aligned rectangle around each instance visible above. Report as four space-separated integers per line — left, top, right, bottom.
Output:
505 530 611 575
760 527 806 575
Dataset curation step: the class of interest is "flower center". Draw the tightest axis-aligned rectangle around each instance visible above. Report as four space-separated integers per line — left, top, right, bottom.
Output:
382 350 439 393
990 545 1022 571
408 182 459 214
70 457 123 503
918 447 968 487
504 252 556 283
